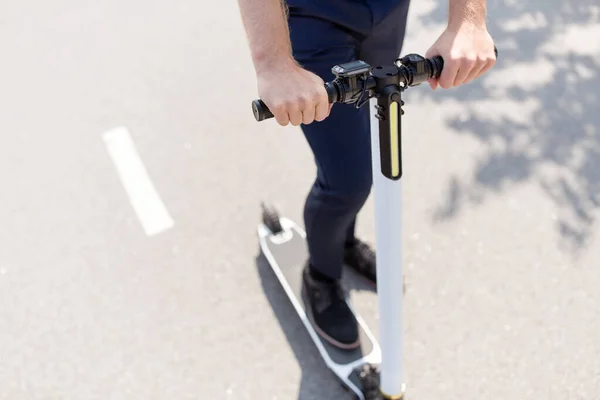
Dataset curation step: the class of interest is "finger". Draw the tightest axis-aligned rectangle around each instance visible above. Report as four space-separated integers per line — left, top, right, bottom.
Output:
463 58 487 84
271 103 290 126
453 56 476 86
315 97 330 122
288 106 303 126
478 56 496 77
466 48 497 83
274 111 290 126
425 46 438 60
438 57 459 89
428 77 438 90
302 99 316 125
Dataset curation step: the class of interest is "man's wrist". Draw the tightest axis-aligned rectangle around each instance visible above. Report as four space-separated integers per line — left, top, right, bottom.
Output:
447 0 487 31
254 52 297 76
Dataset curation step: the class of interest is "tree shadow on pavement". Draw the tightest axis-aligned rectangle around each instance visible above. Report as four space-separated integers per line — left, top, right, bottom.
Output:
409 0 600 254
255 251 352 400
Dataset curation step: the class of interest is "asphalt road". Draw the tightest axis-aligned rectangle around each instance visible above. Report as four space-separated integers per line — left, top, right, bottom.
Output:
1 1 599 399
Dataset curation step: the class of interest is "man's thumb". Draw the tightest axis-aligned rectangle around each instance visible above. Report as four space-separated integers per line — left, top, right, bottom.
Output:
425 45 438 59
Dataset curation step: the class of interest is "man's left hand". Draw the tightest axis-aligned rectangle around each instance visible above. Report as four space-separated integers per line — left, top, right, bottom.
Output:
425 24 496 90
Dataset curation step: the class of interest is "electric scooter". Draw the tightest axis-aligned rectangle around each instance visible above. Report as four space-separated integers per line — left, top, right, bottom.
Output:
252 47 497 399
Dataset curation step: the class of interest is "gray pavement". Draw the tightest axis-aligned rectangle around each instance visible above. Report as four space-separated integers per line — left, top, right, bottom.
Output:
1 1 599 399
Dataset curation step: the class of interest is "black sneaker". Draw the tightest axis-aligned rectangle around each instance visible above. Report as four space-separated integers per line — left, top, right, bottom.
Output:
302 264 360 350
344 239 376 286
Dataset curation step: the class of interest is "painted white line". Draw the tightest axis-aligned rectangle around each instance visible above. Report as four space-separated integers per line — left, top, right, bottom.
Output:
102 126 174 236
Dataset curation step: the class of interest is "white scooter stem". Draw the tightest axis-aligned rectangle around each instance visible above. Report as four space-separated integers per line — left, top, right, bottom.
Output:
369 97 405 398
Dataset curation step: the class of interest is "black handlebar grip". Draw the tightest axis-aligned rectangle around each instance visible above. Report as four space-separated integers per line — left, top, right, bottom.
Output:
252 100 272 122
252 83 338 122
429 55 445 79
430 45 498 79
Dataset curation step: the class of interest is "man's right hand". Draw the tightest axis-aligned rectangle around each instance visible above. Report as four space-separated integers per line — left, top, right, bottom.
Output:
257 61 331 126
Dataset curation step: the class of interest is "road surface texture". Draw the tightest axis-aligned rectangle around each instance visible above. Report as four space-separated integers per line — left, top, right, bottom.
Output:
1 1 599 399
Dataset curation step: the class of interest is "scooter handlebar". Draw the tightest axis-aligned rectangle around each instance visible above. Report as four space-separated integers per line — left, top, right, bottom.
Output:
252 82 338 122
251 46 497 122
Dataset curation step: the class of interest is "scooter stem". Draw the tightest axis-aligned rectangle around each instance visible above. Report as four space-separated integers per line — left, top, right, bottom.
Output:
369 80 405 398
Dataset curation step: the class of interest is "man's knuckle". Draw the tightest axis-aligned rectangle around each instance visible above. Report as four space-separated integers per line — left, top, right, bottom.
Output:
311 90 322 102
449 51 462 61
285 99 299 110
455 53 474 66
299 94 311 107
271 101 286 112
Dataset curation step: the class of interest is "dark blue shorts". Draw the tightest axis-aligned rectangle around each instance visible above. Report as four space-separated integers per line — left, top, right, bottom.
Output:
287 0 411 277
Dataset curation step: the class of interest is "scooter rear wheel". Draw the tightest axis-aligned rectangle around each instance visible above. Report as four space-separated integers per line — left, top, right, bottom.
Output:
261 202 283 234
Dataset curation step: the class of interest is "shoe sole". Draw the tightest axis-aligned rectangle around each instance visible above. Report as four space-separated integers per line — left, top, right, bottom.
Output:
301 285 361 351
345 265 407 294
343 260 376 289
354 271 377 289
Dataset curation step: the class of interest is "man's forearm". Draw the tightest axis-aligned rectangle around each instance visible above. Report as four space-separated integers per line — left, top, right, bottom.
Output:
237 0 294 74
447 0 487 29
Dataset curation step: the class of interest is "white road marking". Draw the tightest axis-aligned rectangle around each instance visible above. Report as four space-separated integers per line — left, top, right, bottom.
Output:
102 126 174 236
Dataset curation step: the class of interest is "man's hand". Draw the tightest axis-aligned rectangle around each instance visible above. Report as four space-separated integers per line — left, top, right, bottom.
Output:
425 0 496 90
237 0 331 126
257 61 331 126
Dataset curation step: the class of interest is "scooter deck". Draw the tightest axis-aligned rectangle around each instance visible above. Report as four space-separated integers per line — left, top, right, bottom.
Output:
257 216 381 399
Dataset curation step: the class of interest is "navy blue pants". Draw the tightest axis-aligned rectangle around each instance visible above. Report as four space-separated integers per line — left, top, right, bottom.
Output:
288 0 411 279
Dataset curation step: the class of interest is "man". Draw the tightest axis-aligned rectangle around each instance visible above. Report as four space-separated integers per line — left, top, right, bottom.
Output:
238 0 496 349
